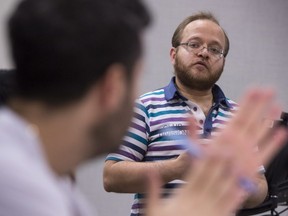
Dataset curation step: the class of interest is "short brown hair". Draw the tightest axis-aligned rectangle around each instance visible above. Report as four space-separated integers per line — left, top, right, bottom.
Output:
171 12 230 57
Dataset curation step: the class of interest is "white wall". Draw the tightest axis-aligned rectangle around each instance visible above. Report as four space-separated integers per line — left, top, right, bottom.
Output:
1 0 288 216
0 0 17 68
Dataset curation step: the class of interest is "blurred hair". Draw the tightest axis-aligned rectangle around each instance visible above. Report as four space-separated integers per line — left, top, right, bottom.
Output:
0 69 15 105
8 0 150 105
171 11 230 57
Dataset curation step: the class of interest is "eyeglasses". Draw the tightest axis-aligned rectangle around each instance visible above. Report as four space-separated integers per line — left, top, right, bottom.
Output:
177 41 224 59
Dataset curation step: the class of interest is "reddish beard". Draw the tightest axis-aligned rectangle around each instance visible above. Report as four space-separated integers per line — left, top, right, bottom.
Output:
174 55 223 91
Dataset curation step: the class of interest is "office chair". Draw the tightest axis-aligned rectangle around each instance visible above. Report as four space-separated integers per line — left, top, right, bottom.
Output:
237 112 288 216
0 69 15 105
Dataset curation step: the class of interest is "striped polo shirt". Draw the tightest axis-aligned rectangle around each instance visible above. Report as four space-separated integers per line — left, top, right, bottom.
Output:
106 77 239 216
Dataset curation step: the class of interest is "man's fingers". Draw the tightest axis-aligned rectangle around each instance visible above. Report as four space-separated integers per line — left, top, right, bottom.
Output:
216 186 247 216
241 89 274 135
256 104 282 149
199 152 233 195
182 150 246 215
230 88 263 129
183 150 231 198
146 171 162 214
229 88 274 136
187 117 198 140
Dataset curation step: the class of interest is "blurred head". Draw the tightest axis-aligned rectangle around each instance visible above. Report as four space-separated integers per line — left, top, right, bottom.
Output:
170 12 229 91
8 0 150 162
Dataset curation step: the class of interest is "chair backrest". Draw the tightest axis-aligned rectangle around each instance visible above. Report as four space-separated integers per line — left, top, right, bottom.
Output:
266 112 288 190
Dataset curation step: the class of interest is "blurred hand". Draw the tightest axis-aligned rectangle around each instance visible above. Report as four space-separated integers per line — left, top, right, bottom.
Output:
174 151 194 180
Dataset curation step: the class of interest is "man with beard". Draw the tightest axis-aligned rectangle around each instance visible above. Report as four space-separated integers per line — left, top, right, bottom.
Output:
104 12 268 215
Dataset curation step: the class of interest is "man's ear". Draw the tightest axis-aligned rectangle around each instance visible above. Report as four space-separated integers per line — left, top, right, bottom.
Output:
170 47 177 65
97 64 127 113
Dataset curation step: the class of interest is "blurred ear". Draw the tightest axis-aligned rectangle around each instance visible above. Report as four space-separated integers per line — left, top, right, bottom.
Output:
170 47 177 65
97 64 127 114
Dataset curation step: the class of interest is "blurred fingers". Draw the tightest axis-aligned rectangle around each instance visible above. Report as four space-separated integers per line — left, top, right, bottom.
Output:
146 171 162 215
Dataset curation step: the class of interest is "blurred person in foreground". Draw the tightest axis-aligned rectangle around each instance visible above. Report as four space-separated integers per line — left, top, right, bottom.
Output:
0 0 286 216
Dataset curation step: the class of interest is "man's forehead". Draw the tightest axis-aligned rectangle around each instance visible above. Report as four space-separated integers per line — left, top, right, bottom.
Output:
181 19 225 45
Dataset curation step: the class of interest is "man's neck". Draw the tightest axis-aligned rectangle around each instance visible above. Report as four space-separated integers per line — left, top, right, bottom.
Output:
175 79 213 116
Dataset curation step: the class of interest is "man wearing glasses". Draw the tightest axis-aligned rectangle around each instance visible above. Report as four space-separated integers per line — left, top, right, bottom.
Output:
104 12 268 215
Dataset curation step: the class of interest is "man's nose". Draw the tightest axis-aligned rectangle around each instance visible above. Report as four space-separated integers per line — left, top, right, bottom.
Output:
197 46 209 59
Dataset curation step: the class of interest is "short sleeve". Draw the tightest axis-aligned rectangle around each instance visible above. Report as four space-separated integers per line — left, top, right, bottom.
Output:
106 99 149 162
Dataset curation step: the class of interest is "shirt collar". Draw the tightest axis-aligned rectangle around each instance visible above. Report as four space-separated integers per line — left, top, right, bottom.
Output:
163 77 178 101
164 77 232 109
